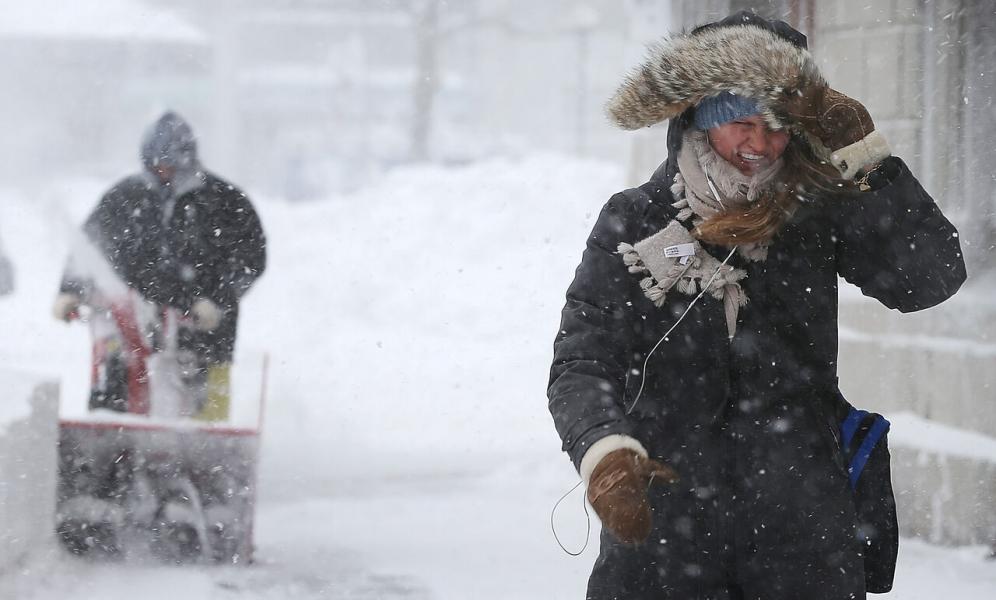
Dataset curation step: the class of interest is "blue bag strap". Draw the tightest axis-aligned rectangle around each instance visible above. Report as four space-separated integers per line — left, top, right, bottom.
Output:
848 414 890 490
841 408 868 449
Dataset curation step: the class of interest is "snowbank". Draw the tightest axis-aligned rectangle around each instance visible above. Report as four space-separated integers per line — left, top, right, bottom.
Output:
889 412 996 463
0 377 58 581
0 154 621 488
234 154 621 490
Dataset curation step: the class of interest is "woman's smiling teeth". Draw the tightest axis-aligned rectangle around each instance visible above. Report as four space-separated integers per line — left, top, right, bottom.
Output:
739 152 764 161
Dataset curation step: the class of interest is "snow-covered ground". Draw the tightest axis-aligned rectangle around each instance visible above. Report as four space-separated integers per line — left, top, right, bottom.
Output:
2 156 994 598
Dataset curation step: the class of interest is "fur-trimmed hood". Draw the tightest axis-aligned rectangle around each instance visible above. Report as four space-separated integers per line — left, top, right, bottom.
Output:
606 12 823 132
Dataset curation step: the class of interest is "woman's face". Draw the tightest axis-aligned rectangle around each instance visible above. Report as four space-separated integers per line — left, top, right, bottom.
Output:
706 114 790 176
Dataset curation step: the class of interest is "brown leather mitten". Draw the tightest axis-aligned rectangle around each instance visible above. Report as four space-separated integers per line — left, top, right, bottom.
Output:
783 85 891 179
784 85 875 151
586 449 679 544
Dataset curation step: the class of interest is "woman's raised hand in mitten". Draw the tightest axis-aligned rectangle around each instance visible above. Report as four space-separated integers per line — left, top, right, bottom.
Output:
586 449 679 544
782 85 891 179
784 86 874 150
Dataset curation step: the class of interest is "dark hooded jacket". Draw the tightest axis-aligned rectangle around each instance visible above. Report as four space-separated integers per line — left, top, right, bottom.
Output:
548 13 965 599
62 112 266 363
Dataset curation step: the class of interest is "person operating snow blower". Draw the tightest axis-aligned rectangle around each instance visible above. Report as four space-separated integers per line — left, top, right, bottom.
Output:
53 111 266 421
51 112 267 563
548 11 965 599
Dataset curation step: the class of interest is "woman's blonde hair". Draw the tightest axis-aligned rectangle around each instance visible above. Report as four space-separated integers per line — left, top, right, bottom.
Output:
694 136 851 246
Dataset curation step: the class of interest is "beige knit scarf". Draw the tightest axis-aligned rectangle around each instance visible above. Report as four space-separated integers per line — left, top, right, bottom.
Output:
618 129 785 339
672 128 783 262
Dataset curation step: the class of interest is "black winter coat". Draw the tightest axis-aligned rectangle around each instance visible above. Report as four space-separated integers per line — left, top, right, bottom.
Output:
63 171 266 362
548 124 965 596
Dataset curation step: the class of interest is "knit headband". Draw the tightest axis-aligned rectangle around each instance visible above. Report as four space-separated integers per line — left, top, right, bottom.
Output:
694 93 761 130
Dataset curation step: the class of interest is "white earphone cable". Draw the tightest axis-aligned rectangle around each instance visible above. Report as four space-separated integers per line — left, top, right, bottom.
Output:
626 245 737 414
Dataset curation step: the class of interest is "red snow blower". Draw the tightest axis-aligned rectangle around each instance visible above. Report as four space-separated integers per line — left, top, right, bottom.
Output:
56 290 267 564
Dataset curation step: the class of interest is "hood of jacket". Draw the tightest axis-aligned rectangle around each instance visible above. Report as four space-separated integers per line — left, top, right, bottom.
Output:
141 111 200 174
606 11 819 184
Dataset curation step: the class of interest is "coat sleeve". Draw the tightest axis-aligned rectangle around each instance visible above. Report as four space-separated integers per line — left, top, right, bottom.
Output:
60 181 140 297
195 186 267 310
830 157 966 312
548 192 644 469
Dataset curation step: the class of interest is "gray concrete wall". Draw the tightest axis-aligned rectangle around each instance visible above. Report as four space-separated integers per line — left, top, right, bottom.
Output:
891 445 996 546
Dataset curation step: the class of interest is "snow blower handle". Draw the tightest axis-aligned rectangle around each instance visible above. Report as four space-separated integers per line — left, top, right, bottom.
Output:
53 291 91 323
71 302 101 323
187 297 223 331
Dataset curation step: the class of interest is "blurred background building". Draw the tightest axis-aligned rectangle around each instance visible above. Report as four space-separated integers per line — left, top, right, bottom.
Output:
0 2 210 189
0 0 647 200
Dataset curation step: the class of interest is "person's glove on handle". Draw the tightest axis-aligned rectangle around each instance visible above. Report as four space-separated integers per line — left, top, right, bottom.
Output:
190 298 223 331
586 448 679 544
783 86 891 179
52 292 81 322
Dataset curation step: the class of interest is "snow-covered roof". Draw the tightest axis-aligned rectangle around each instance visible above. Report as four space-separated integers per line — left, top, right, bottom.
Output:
2 0 207 44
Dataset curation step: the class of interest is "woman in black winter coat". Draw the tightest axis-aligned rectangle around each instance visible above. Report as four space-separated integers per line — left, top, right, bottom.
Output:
548 12 965 600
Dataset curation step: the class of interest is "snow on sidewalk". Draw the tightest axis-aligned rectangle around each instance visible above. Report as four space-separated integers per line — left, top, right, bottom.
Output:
8 458 996 599
6 526 429 600
253 455 996 600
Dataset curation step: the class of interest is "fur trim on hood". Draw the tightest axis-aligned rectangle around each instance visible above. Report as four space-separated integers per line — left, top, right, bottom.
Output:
606 23 824 131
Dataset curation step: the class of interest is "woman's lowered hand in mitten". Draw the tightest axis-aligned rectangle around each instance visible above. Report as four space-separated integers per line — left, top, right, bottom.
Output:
586 449 679 544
